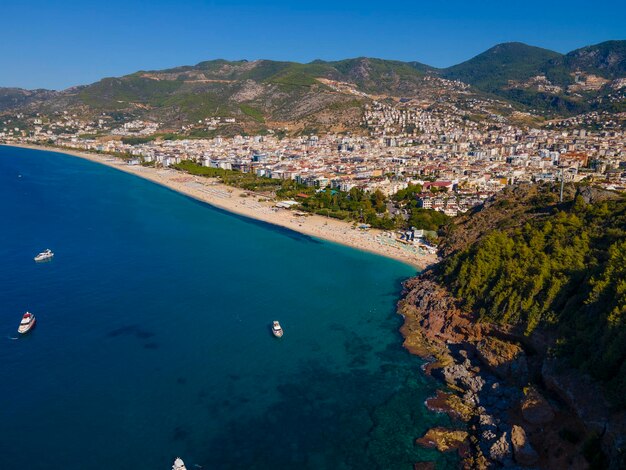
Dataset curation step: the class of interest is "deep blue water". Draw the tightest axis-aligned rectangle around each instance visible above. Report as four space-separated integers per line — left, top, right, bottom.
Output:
0 146 456 469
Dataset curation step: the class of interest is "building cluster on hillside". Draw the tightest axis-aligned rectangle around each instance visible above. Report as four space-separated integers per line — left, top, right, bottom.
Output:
110 120 160 136
2 108 626 217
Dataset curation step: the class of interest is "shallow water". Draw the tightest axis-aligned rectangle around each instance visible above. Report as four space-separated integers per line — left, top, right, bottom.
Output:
0 146 457 469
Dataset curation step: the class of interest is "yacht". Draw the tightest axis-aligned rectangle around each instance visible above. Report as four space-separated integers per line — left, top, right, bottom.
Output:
172 457 187 470
272 321 284 338
34 249 54 262
18 312 36 334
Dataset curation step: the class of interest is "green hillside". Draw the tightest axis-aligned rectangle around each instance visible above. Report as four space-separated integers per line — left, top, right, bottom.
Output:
323 57 433 93
2 40 625 126
558 40 626 79
64 57 440 131
0 87 57 112
441 41 626 115
438 185 626 408
442 42 563 91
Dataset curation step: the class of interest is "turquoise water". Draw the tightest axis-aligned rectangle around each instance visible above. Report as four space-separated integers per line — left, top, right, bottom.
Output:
0 146 456 469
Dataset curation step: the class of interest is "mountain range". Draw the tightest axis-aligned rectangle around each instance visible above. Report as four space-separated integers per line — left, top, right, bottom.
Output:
2 40 625 134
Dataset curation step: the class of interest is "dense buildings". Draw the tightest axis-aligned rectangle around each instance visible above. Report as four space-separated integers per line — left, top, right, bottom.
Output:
2 104 626 218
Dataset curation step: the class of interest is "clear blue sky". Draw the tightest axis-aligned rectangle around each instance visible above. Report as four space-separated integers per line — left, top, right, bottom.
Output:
1 0 624 90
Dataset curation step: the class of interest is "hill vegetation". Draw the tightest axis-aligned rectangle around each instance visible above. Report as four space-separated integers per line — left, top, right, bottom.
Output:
438 184 626 408
442 40 626 115
0 87 58 112
443 42 563 92
70 57 434 129
558 40 626 78
1 40 625 125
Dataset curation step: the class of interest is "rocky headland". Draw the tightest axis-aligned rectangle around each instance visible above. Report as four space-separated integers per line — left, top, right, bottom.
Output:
401 271 626 470
399 184 626 469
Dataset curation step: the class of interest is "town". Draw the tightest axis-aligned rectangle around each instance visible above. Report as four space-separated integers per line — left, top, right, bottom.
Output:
2 100 625 225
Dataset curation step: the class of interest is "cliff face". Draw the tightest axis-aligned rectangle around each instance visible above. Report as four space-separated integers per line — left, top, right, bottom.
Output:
399 276 486 348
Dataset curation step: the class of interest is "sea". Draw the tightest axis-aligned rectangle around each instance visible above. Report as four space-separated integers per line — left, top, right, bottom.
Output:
0 145 457 469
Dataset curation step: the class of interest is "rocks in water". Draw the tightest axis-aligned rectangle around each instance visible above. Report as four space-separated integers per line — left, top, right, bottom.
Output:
511 425 539 466
399 273 626 469
475 337 529 385
415 427 469 456
478 413 497 433
480 382 522 414
476 416 512 464
486 431 512 464
521 386 555 425
463 390 480 408
425 390 474 422
440 362 486 393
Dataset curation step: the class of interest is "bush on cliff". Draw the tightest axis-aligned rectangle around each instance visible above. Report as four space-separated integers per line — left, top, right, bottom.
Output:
440 189 626 408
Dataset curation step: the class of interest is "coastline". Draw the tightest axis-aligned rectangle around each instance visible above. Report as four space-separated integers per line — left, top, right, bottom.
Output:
398 272 624 469
3 143 436 270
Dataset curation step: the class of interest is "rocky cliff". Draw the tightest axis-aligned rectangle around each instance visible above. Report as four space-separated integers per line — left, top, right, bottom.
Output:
400 266 626 469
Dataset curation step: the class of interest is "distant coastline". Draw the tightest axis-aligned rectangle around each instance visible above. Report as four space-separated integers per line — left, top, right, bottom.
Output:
3 143 436 270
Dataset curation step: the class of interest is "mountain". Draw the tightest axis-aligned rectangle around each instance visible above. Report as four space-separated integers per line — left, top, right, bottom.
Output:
320 57 434 93
558 40 626 78
442 42 563 92
0 87 58 112
442 40 626 115
7 58 454 134
79 57 435 100
1 40 625 133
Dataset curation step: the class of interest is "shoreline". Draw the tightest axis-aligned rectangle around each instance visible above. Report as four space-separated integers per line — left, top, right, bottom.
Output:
3 143 437 270
398 273 618 468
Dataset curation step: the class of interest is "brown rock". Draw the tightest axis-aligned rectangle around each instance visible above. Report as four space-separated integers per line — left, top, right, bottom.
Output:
425 390 475 422
488 432 512 463
521 387 555 425
398 277 487 347
415 427 469 455
511 425 539 466
475 337 528 384
602 411 626 470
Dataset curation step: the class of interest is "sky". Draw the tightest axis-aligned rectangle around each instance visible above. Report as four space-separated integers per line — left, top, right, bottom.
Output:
1 0 625 90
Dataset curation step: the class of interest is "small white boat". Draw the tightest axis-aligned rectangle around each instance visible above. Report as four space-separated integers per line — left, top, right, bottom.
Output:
272 321 283 338
34 249 54 262
172 457 187 470
18 312 36 334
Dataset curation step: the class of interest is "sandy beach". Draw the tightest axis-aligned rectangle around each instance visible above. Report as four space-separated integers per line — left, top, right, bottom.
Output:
5 144 437 269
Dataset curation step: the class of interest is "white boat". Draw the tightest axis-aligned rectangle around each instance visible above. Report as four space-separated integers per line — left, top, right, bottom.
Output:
18 312 36 334
172 457 187 470
272 321 283 338
34 249 54 262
